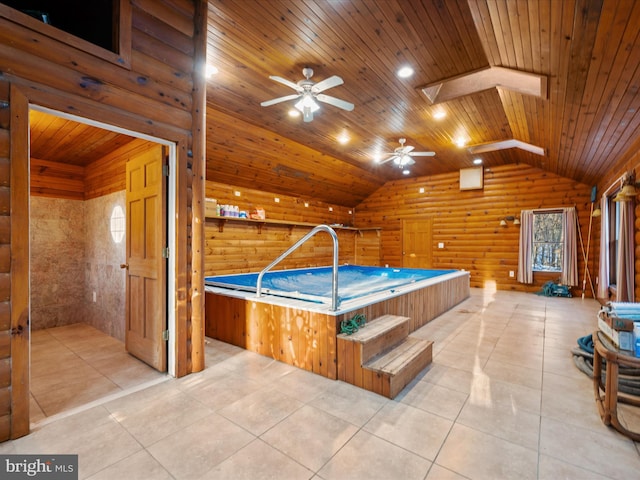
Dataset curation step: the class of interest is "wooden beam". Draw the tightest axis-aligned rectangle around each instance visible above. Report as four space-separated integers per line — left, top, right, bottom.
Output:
467 139 545 156
419 66 547 105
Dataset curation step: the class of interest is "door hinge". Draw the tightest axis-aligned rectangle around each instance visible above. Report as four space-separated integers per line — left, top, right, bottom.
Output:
163 164 169 177
162 330 169 341
162 247 170 258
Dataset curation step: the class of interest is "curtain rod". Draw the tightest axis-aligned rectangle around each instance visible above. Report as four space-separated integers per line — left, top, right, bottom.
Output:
526 206 575 213
601 173 627 198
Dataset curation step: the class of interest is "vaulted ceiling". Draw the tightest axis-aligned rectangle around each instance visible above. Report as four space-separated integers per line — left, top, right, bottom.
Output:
28 1 640 209
204 0 640 206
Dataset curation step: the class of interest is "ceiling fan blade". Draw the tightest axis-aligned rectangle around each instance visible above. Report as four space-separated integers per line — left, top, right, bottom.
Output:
398 145 414 154
408 151 436 157
269 75 304 92
377 155 399 165
312 75 344 93
316 94 354 111
260 94 300 107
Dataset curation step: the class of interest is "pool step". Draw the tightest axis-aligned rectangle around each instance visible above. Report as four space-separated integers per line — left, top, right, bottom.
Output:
337 314 433 398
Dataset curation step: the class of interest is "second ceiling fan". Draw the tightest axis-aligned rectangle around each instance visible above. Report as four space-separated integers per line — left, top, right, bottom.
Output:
260 68 354 122
378 138 436 173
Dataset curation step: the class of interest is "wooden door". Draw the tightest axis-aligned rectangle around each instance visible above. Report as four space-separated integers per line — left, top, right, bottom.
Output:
402 219 433 269
124 144 167 371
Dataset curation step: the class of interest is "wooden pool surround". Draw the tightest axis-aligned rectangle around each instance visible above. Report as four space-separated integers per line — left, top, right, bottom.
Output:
205 271 470 379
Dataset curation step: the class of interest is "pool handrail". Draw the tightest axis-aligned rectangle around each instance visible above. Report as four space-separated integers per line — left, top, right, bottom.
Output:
256 224 340 310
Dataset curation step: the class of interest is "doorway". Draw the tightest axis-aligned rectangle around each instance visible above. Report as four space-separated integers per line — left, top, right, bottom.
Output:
28 106 177 423
402 218 433 269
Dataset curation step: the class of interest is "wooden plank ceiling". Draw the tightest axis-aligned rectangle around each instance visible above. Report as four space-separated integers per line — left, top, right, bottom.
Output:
29 0 640 208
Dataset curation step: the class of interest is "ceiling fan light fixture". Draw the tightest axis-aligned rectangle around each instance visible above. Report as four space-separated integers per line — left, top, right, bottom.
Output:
294 94 320 113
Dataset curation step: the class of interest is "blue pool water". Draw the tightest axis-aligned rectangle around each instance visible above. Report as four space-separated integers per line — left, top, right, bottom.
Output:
205 265 457 304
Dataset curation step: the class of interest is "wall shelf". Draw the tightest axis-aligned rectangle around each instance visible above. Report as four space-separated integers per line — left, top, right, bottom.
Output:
205 216 381 235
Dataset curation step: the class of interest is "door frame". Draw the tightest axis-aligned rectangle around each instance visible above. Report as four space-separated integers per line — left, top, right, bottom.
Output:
29 104 178 376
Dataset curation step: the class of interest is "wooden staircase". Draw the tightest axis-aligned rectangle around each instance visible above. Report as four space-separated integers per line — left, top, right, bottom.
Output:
336 314 433 399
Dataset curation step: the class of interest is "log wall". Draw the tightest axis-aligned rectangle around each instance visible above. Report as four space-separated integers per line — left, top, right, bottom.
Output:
354 163 594 294
0 0 207 438
204 181 381 275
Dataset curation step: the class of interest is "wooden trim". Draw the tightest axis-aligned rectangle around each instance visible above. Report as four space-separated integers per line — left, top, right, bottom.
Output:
188 0 208 374
9 84 29 439
0 1 132 69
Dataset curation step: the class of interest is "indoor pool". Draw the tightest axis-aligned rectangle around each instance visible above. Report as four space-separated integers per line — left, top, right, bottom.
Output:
205 264 458 305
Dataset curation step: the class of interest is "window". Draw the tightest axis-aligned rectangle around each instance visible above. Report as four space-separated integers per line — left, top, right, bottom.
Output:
2 0 115 51
532 212 563 272
0 0 131 68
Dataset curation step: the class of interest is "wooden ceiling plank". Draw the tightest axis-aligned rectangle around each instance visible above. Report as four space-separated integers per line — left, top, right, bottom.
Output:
574 1 640 181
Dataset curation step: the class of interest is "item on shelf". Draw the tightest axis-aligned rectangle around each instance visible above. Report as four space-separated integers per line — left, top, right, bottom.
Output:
250 207 266 220
205 198 218 217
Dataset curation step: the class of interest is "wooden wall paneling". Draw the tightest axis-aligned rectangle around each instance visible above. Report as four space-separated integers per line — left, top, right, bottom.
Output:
9 84 30 439
355 164 593 294
0 88 12 440
84 139 155 200
204 179 381 276
30 158 84 199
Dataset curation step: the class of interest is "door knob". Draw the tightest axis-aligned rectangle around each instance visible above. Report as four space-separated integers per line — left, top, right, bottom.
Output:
120 263 129 270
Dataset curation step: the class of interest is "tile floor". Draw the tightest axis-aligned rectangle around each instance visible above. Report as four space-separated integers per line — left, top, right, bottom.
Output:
4 288 640 479
30 323 167 423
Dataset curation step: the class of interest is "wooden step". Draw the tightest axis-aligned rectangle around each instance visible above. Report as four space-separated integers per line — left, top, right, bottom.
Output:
364 337 433 399
338 314 410 364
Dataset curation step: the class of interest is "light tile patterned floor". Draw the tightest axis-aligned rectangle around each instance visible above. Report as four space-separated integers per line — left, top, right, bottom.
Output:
4 288 640 479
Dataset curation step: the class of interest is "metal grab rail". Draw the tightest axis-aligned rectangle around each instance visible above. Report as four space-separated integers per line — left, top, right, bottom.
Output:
256 224 340 310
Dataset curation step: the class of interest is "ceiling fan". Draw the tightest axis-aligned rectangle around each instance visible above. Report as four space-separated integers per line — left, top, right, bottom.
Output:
378 138 436 173
260 68 354 122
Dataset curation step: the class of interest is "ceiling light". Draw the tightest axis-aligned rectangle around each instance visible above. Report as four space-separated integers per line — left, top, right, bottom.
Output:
419 187 425 193
473 158 483 165
288 109 300 117
337 132 350 144
397 66 414 78
402 169 410 175
294 94 320 112
455 137 467 148
205 64 218 78
432 108 446 120
294 94 320 122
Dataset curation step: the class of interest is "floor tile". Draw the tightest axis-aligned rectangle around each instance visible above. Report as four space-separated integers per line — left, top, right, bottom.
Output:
363 401 453 460
317 429 431 480
201 438 313 480
436 423 538 480
260 405 359 472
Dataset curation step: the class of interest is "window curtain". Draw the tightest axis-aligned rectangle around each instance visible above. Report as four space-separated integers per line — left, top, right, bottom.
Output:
616 199 635 302
597 196 610 299
517 208 578 285
517 210 534 284
561 207 579 286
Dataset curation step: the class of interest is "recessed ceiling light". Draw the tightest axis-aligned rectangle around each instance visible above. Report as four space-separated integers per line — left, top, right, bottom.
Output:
288 109 300 117
397 66 414 78
432 108 446 120
419 187 425 193
473 158 483 165
205 64 218 78
337 132 350 144
455 137 467 148
402 169 410 175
